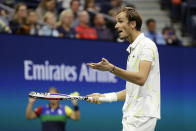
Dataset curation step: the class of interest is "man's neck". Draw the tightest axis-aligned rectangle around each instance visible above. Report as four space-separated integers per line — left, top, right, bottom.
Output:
149 31 155 34
127 31 141 43
95 24 104 29
80 23 88 28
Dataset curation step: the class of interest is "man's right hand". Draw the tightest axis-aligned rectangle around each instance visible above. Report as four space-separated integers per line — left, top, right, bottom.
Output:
86 93 105 104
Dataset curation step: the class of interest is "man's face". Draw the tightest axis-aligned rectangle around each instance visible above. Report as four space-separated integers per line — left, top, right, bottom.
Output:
49 89 59 104
45 14 56 26
147 21 156 33
79 12 89 25
71 1 80 12
18 5 27 18
111 0 122 7
46 0 56 11
63 14 73 25
115 12 132 39
94 14 105 26
28 11 37 24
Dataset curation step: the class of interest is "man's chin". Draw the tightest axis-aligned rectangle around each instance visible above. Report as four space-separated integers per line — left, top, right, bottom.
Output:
119 35 127 40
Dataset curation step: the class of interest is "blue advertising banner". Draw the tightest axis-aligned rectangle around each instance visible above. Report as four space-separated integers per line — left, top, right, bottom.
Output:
0 34 196 131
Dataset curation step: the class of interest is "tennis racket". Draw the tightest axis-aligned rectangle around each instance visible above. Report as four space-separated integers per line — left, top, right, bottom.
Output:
29 91 89 100
28 91 109 102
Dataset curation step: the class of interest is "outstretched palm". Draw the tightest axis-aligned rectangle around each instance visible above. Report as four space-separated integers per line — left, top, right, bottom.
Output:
87 58 113 71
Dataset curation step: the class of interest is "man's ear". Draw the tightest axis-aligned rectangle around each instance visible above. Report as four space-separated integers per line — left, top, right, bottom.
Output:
130 21 136 29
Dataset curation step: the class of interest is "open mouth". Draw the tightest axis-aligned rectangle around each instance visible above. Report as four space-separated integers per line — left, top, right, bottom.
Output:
118 30 123 34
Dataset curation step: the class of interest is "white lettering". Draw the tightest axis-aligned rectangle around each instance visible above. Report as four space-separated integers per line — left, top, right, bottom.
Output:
79 63 89 82
65 66 77 81
24 60 117 83
24 60 33 80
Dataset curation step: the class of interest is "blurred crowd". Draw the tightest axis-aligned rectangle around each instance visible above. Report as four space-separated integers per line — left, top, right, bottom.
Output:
161 0 196 45
0 0 184 46
0 0 125 41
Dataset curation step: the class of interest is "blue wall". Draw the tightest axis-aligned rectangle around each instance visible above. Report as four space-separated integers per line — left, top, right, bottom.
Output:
0 34 195 131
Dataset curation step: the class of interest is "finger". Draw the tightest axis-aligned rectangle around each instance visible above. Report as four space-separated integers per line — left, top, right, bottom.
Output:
86 99 91 102
87 63 95 68
88 63 99 66
92 97 98 104
87 64 99 69
95 96 102 104
87 93 99 97
87 63 95 66
98 94 105 97
102 58 108 63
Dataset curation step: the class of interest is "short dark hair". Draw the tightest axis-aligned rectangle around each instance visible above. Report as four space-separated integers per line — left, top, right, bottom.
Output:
146 18 155 26
117 7 142 31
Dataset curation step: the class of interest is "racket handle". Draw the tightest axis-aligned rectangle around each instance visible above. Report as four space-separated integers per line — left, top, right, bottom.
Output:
87 97 110 102
87 97 92 101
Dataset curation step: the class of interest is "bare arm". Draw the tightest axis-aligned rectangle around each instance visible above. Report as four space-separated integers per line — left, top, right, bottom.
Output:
70 110 80 121
25 98 37 120
116 89 126 101
111 61 152 86
88 58 152 86
87 89 126 104
69 100 80 121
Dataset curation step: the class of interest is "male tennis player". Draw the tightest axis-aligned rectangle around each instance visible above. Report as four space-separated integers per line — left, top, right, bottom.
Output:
26 87 80 131
87 7 160 131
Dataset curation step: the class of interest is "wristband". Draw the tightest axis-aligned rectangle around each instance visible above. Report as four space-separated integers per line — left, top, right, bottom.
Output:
103 92 117 102
74 106 79 111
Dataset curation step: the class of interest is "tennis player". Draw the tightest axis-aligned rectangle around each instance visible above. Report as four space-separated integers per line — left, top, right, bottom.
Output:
26 87 80 131
87 7 160 131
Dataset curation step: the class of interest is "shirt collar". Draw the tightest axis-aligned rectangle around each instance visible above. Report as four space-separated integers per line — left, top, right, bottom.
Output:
126 33 144 53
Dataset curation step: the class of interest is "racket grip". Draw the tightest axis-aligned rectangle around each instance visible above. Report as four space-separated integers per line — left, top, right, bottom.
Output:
87 97 92 101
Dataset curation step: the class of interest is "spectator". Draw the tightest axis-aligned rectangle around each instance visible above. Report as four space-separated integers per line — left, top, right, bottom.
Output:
58 0 85 11
94 13 113 40
9 3 29 34
69 0 81 28
75 10 97 40
84 0 100 12
0 8 8 19
84 0 100 26
108 0 125 17
144 18 166 45
26 87 80 131
36 0 58 23
38 12 59 37
56 10 77 38
27 9 41 35
162 26 182 46
0 8 11 33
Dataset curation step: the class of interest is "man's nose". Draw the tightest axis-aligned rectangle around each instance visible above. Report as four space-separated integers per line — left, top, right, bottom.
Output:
115 23 118 30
